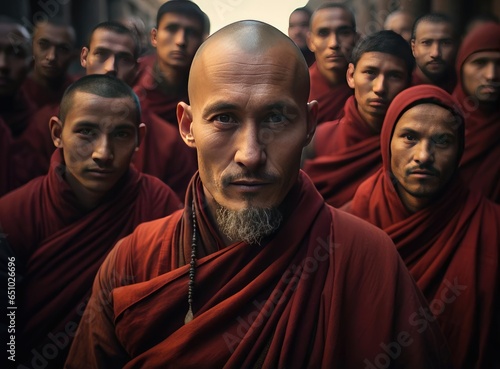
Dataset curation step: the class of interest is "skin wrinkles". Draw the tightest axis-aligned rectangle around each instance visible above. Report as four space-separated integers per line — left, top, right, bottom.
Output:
178 21 317 222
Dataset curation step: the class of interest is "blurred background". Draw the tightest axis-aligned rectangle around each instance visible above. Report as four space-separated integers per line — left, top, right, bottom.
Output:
1 0 499 51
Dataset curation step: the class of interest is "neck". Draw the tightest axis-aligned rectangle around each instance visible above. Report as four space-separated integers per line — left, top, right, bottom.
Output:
33 71 65 90
155 60 189 96
318 64 347 87
359 109 384 133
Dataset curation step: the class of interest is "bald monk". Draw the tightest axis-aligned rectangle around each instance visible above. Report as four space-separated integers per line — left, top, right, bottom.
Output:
306 3 357 124
65 21 450 369
347 85 500 369
0 75 181 368
0 17 45 195
453 22 500 203
21 19 77 109
303 30 414 207
133 0 207 125
384 10 415 43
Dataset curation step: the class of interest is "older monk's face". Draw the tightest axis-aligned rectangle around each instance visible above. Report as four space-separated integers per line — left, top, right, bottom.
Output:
178 40 316 214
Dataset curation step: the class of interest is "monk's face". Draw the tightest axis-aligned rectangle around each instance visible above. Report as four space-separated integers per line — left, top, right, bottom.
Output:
307 8 357 75
81 28 137 86
288 10 310 50
347 52 409 132
390 104 459 212
411 21 457 80
179 43 316 214
33 22 74 80
0 23 30 97
151 12 203 70
56 92 143 197
461 50 500 104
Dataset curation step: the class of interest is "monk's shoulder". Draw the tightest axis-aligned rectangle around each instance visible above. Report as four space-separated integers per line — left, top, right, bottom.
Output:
111 210 183 282
329 207 398 260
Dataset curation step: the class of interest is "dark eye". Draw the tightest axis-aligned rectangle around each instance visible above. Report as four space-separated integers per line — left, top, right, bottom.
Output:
114 131 131 139
77 128 94 136
317 29 329 37
265 112 286 124
433 136 450 146
214 114 235 124
404 134 416 141
38 40 50 49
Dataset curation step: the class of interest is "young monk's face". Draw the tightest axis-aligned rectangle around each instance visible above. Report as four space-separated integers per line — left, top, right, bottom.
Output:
54 91 143 197
390 103 459 211
178 43 316 214
0 23 31 97
81 28 137 86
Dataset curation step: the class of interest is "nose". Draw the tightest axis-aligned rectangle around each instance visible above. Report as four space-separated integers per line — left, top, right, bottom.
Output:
175 29 187 47
429 42 441 58
46 45 56 61
328 32 339 50
104 56 117 76
484 61 500 81
233 124 266 171
373 75 386 95
414 140 434 165
92 135 114 165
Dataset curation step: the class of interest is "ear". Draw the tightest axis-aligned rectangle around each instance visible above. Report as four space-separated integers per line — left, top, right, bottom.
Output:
49 116 64 148
304 100 318 146
177 102 196 148
410 39 415 55
135 123 146 150
346 63 355 89
150 28 158 48
80 47 89 68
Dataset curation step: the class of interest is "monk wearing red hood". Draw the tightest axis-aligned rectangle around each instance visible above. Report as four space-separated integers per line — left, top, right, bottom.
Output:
306 3 355 124
303 30 414 207
0 75 181 368
65 21 450 369
347 85 500 369
452 22 500 203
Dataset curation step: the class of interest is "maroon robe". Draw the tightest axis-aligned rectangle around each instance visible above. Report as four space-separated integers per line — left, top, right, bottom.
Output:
66 171 451 369
133 54 188 126
303 96 381 207
452 23 500 203
308 62 352 124
134 110 197 200
21 74 76 109
348 85 500 369
0 149 182 368
0 91 46 195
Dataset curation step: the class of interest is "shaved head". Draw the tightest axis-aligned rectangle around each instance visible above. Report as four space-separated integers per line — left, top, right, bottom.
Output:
188 20 310 104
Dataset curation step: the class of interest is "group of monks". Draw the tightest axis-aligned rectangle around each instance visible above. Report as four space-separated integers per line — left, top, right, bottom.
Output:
0 0 498 368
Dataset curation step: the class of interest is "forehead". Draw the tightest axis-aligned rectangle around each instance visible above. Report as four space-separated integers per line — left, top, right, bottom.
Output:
66 91 137 122
356 51 407 71
389 14 412 28
311 8 353 30
394 104 457 134
34 23 73 44
90 28 135 52
415 21 454 38
464 50 500 64
158 12 203 31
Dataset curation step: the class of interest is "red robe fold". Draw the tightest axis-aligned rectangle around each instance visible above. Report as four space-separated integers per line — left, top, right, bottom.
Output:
66 171 451 369
308 62 352 124
452 23 500 203
0 92 47 195
303 96 381 207
133 54 188 126
348 85 500 369
0 149 182 368
20 74 76 109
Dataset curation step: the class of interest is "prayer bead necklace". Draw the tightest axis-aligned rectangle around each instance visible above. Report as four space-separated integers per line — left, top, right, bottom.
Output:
184 200 197 324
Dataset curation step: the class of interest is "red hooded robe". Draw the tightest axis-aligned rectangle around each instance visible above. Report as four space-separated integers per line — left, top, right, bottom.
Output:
348 85 500 369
